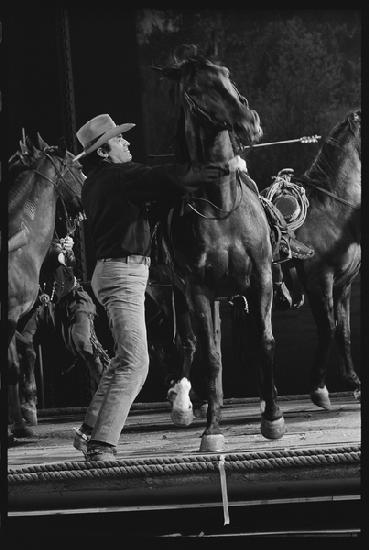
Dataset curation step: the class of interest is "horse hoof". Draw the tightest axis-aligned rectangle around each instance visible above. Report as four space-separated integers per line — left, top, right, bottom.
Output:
261 416 285 439
12 425 34 438
171 408 194 427
194 403 208 418
292 295 304 309
8 431 15 446
21 405 38 426
354 389 361 401
199 434 225 452
310 386 331 409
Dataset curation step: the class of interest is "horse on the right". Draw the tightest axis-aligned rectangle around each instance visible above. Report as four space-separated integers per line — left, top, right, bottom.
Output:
275 109 361 409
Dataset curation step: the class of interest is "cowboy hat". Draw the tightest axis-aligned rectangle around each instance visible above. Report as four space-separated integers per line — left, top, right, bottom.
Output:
74 114 135 160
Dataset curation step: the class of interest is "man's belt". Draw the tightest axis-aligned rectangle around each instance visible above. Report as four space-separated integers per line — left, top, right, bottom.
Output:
100 255 151 266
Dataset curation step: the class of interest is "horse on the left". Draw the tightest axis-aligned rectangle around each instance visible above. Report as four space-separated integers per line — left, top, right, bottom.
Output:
8 134 85 441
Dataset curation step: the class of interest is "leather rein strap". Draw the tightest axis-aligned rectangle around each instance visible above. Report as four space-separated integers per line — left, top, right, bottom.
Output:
295 175 359 209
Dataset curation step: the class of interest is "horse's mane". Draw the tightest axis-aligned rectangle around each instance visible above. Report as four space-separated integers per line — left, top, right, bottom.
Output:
9 135 83 233
305 110 361 185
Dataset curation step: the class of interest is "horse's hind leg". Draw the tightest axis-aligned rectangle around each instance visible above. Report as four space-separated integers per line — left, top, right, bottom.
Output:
19 338 38 426
8 338 34 438
334 285 360 399
255 281 285 440
19 312 40 426
307 285 335 409
192 292 224 452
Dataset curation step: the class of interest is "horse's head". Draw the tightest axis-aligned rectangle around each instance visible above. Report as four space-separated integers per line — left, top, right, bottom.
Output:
153 48 262 150
328 109 361 159
347 109 361 158
36 134 86 222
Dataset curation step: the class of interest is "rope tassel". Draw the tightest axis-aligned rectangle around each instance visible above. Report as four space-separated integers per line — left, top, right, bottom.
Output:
218 454 230 525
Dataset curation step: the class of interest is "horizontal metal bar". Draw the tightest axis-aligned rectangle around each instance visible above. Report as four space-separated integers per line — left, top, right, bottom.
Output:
179 528 360 538
36 391 357 418
8 493 360 517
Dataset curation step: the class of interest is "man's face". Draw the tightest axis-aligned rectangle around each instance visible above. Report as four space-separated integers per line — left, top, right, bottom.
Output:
108 134 132 163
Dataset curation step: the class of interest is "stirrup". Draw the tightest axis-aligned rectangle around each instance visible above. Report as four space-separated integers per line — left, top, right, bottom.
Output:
289 237 314 260
273 282 292 310
73 427 90 455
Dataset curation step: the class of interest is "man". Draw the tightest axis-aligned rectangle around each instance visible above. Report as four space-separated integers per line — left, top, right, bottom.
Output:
72 113 244 461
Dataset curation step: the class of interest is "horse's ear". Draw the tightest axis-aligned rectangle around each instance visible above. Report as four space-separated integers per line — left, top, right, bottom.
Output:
352 110 361 123
173 43 198 64
19 140 28 156
205 36 220 62
57 137 67 158
37 132 50 150
152 66 180 80
23 136 39 158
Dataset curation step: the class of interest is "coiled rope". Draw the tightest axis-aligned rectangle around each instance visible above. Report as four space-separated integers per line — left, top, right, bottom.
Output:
262 169 310 232
8 445 360 484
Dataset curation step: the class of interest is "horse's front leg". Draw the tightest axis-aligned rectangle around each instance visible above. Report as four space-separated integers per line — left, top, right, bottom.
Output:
306 280 335 409
19 334 38 426
255 279 286 439
334 284 361 400
167 303 197 426
191 291 224 452
8 337 34 438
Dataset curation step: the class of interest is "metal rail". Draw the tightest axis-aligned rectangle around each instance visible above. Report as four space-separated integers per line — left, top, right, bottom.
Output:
8 493 360 517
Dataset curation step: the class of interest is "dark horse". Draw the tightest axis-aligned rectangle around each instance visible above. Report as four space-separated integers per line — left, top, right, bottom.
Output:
8 134 85 437
154 51 285 451
282 110 361 409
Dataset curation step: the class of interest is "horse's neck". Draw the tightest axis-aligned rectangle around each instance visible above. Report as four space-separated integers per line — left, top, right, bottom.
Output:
306 143 361 207
188 127 234 164
188 128 236 201
9 167 58 245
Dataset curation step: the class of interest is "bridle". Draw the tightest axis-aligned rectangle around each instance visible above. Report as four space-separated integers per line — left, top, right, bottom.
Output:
295 175 360 210
297 117 361 210
32 150 84 200
181 71 251 220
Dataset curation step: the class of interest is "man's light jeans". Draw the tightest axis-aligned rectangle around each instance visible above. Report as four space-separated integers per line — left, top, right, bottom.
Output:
85 258 150 446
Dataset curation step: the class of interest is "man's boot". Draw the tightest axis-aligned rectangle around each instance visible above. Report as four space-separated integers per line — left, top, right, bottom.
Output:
279 234 315 260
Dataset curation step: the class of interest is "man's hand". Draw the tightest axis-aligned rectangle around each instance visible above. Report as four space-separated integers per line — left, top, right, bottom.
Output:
60 236 74 252
228 155 247 173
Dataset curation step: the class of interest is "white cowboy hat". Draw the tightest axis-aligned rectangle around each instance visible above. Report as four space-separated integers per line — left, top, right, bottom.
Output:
74 114 135 160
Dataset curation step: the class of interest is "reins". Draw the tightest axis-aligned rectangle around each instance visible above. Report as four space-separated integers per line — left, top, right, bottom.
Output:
186 171 244 220
33 151 83 198
295 176 359 209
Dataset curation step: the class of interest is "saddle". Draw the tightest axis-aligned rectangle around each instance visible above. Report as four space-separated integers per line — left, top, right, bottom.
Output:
240 169 314 263
261 168 313 310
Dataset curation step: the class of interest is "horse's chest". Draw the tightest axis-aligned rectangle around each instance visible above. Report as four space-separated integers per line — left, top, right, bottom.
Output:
334 243 361 284
192 245 250 284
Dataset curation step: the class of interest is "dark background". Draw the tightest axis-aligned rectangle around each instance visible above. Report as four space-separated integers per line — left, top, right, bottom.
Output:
4 7 361 406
